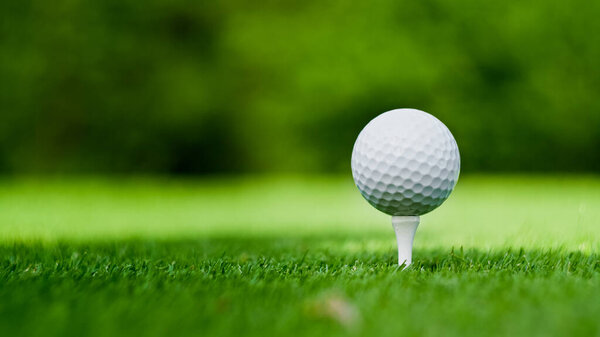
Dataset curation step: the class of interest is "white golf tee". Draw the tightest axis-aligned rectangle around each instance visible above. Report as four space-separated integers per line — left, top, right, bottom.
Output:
391 216 420 268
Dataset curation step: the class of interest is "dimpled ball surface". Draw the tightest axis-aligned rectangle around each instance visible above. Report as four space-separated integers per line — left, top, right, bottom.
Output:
351 109 460 216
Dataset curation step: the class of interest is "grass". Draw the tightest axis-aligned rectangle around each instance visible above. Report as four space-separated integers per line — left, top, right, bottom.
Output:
1 175 600 337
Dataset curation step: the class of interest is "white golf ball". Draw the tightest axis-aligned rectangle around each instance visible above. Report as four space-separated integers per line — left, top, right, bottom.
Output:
351 108 460 216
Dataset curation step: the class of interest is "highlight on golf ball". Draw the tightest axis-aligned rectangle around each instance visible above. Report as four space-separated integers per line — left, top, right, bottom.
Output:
351 108 460 266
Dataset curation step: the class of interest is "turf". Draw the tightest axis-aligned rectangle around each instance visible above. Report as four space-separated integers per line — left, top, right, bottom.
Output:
1 175 600 337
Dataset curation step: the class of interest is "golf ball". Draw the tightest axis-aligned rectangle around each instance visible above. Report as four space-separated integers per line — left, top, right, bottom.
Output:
351 108 460 216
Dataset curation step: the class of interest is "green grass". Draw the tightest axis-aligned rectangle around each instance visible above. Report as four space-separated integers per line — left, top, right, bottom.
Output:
1 175 600 337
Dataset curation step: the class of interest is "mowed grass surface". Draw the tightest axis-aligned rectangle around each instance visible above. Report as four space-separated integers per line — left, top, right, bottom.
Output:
1 175 600 337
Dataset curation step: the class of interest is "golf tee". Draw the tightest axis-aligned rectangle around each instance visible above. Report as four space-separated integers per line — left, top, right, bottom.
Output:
391 216 420 268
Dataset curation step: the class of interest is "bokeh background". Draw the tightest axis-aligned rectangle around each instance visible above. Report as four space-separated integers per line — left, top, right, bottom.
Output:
2 0 600 175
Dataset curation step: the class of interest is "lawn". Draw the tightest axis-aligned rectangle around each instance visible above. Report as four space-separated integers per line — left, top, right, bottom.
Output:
1 175 599 337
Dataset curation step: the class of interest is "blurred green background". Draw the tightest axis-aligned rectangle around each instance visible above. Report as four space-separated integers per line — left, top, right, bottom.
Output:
2 0 600 174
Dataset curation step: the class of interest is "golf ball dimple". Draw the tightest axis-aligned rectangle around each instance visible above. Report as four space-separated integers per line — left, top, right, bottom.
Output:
351 109 460 216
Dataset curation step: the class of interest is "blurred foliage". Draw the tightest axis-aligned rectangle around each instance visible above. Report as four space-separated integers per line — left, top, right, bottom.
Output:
1 0 600 173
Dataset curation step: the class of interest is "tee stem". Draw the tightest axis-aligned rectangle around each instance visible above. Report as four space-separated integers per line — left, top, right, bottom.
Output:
391 216 420 268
